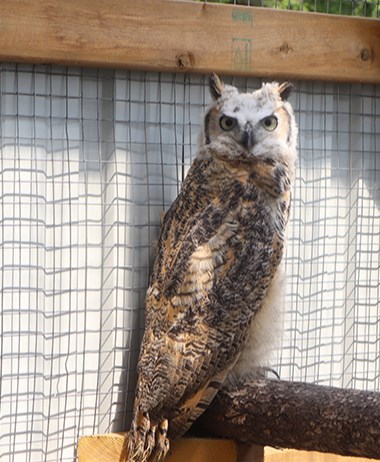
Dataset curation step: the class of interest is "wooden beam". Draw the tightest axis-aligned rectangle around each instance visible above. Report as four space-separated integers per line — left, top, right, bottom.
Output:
0 0 379 83
77 435 241 462
77 434 378 462
264 447 379 462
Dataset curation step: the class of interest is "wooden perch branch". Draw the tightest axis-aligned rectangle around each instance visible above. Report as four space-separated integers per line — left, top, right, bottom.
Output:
195 379 380 460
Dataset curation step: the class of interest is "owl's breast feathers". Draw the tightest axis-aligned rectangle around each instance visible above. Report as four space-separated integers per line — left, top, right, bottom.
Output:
134 153 293 436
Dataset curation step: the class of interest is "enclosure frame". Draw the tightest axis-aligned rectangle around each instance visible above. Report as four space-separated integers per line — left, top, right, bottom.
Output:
1 0 380 461
0 0 379 84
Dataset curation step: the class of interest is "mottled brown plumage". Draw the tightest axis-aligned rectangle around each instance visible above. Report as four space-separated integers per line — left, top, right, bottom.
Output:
127 74 298 462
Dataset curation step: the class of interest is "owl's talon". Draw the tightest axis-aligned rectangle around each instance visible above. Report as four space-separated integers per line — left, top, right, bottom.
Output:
151 420 169 462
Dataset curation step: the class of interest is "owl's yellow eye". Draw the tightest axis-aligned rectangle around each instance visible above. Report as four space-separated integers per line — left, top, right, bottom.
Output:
220 115 237 131
260 116 278 131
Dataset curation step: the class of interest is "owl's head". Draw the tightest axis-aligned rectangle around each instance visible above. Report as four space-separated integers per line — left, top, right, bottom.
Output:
201 74 297 164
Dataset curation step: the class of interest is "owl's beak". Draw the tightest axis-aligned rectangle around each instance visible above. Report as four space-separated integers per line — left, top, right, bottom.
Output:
241 123 255 151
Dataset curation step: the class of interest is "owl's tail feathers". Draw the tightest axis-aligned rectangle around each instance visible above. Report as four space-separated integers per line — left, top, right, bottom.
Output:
126 410 169 462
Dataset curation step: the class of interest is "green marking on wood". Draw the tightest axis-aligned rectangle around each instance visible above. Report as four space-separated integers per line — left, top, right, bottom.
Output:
232 9 253 28
231 38 252 71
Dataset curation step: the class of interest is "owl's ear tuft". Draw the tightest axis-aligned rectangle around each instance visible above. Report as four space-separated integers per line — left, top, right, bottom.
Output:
209 73 224 100
278 82 293 101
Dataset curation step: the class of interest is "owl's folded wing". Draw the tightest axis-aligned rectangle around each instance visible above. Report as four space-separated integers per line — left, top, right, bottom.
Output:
137 194 277 437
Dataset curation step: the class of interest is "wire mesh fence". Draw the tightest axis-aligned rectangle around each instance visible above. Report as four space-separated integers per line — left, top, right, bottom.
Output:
0 58 379 460
191 0 380 17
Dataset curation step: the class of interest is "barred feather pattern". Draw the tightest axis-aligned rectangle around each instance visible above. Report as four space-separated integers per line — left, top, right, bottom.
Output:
126 75 297 462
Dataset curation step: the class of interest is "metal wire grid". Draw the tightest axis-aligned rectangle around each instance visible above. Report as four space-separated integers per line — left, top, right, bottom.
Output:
0 64 379 460
278 81 380 389
190 0 380 17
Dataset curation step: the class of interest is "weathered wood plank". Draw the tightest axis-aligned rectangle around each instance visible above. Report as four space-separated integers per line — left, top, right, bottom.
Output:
77 435 240 462
77 433 378 461
265 447 379 462
0 0 379 83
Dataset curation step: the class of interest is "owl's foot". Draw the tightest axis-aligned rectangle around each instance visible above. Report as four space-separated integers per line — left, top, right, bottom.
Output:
127 409 152 461
151 420 169 462
127 410 169 462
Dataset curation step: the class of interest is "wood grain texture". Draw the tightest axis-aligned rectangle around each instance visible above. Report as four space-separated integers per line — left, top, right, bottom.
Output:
0 0 379 83
196 378 380 460
264 447 379 462
77 434 377 461
78 435 239 462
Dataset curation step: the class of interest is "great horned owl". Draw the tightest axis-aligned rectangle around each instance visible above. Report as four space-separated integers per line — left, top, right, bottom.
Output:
127 74 297 462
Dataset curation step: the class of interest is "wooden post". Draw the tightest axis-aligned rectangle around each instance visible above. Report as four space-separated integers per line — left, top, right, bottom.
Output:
238 444 265 462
